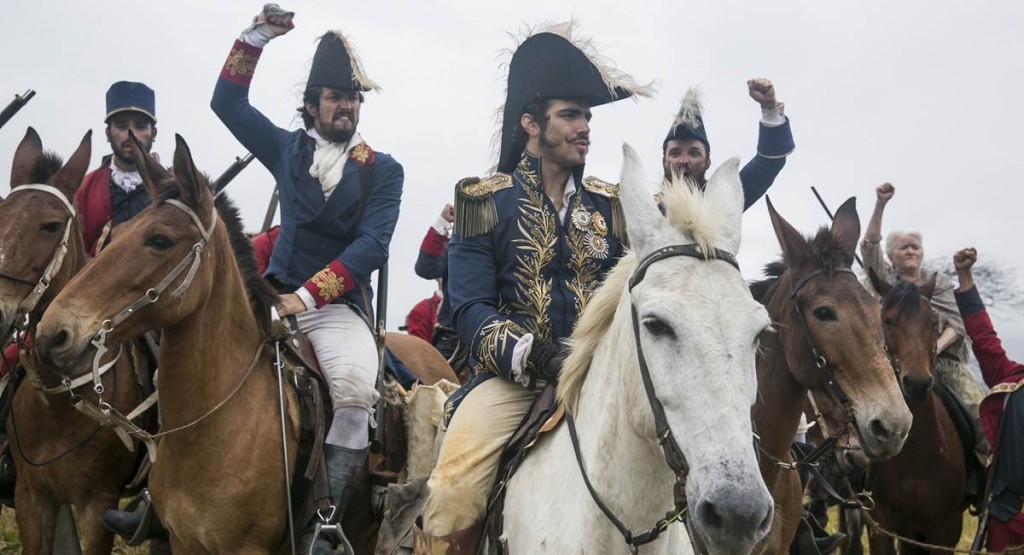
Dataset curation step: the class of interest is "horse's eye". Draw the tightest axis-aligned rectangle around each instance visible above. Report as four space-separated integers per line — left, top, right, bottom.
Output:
145 235 174 251
39 221 63 234
883 317 895 327
812 307 837 322
642 317 676 339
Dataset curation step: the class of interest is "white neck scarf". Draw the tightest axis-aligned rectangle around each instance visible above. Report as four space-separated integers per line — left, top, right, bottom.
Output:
307 129 364 198
110 162 143 193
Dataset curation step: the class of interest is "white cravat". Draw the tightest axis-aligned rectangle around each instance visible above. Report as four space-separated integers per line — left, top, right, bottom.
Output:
307 129 363 198
110 162 143 193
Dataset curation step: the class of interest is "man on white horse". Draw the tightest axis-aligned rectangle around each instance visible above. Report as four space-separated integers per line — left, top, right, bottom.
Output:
662 80 795 210
414 22 652 552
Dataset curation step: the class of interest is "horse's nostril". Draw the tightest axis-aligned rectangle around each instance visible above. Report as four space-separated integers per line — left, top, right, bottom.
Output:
869 417 890 440
697 499 724 532
44 329 71 357
757 504 773 533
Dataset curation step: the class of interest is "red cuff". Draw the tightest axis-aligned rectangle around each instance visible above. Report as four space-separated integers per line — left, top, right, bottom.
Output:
301 261 355 308
220 40 263 87
420 227 448 257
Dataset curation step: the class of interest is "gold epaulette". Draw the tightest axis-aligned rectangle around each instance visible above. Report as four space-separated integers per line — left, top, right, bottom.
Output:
454 174 514 237
582 176 627 244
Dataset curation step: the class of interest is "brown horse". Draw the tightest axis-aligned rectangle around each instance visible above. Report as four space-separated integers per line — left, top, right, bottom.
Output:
34 133 453 554
0 128 152 555
861 271 966 554
749 197 912 553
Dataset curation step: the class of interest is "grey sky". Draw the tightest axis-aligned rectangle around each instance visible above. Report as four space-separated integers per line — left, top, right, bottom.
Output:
3 1 1023 351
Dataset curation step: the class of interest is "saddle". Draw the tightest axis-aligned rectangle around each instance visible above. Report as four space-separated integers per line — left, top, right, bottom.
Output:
482 382 565 553
933 382 986 508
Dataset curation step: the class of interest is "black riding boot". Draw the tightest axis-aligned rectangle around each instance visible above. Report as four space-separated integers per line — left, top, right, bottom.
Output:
297 444 368 555
101 488 169 545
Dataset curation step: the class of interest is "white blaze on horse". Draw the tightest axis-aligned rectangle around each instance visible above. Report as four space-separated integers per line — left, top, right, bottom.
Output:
499 145 774 554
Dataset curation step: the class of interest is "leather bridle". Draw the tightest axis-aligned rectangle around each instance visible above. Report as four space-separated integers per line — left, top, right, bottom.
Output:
566 244 740 554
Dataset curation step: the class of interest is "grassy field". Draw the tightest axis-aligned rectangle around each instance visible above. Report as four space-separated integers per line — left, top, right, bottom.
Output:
823 506 981 552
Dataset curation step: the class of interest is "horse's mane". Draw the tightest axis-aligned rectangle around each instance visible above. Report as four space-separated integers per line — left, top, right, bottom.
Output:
24 151 64 184
808 225 854 273
882 279 922 314
557 251 635 411
749 261 786 303
659 175 726 255
152 178 278 337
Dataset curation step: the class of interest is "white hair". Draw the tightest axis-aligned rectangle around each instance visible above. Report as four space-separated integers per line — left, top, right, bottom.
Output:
884 230 924 258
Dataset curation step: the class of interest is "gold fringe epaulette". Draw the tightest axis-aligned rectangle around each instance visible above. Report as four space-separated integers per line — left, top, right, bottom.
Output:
582 176 627 244
454 174 514 237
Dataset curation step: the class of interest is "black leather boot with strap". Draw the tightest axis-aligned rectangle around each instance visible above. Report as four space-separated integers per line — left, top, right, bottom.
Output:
297 444 368 555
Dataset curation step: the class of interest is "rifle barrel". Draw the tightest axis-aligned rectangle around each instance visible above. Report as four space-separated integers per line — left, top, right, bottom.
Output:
0 90 36 130
212 152 255 194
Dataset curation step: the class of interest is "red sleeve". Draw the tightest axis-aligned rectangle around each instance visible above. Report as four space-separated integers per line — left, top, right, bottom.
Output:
963 309 1024 388
405 298 434 343
420 227 448 257
250 226 279 275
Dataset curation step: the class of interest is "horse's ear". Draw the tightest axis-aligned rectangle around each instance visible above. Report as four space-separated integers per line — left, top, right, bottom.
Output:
127 130 166 199
618 142 665 255
766 196 811 267
920 271 938 300
830 197 861 260
171 134 211 209
867 267 893 298
10 127 44 186
702 157 744 254
49 130 92 199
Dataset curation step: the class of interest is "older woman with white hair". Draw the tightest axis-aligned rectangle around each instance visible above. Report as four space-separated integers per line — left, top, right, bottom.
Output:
862 182 990 469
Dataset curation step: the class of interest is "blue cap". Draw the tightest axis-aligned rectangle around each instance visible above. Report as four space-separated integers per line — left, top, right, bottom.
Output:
105 81 156 123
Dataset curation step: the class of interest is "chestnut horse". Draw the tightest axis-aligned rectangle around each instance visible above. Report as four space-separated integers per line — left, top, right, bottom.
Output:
860 272 966 553
35 133 453 554
748 198 912 553
0 128 150 555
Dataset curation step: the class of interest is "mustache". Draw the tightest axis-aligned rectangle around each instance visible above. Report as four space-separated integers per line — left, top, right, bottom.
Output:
568 134 590 145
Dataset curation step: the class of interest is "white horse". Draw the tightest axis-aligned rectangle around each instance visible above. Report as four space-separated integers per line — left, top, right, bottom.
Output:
501 144 774 554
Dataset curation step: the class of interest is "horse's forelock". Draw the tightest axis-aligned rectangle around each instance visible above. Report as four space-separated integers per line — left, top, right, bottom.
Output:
557 251 637 411
22 151 64 185
810 225 854 273
882 279 923 314
660 176 726 255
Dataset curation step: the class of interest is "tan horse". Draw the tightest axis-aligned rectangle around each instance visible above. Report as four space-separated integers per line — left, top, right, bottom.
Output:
34 133 453 554
748 198 912 553
0 128 151 555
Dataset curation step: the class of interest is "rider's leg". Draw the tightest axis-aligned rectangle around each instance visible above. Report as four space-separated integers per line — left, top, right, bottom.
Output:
417 377 537 549
295 304 378 555
934 356 990 464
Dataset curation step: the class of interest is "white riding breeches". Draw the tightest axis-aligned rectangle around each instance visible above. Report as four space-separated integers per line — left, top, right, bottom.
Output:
294 303 380 413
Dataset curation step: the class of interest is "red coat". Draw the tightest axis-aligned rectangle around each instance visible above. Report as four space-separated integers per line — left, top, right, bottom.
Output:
405 293 441 344
957 286 1024 548
74 165 113 257
251 226 281 275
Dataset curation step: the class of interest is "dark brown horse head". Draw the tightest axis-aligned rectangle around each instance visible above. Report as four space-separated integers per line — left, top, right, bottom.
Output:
869 268 939 403
35 133 276 373
0 127 90 332
761 197 911 460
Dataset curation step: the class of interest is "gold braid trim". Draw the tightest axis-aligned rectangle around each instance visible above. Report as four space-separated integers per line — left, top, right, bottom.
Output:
453 174 513 237
583 176 627 244
476 319 529 375
510 171 555 340
564 195 600 331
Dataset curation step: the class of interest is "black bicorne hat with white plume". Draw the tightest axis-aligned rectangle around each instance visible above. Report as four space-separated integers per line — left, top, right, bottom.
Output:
307 31 380 92
496 21 655 174
663 87 709 154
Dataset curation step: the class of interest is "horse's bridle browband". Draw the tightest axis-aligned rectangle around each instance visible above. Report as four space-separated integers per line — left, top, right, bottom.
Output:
0 184 76 340
566 243 739 553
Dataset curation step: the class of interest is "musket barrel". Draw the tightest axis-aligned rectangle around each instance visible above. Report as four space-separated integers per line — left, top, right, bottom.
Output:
0 90 37 130
212 152 255 194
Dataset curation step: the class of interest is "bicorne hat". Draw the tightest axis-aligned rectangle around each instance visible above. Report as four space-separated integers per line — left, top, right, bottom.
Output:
496 21 654 174
105 81 156 123
663 87 709 155
307 31 379 92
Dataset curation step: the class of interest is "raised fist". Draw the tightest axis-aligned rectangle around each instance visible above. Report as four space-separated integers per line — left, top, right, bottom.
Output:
252 3 295 37
747 78 778 110
876 182 895 203
440 203 455 224
954 248 977 273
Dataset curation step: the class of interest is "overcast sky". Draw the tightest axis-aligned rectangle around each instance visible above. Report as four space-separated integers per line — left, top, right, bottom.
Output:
3 1 1023 352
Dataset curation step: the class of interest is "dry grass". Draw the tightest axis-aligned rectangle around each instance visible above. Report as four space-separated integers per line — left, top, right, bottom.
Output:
825 506 982 552
0 505 147 554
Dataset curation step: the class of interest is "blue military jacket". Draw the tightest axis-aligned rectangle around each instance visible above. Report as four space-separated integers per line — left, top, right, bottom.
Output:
414 229 453 329
211 55 402 314
738 117 795 209
448 150 626 393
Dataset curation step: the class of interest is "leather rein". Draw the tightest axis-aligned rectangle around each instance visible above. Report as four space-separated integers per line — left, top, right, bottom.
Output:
565 244 740 554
